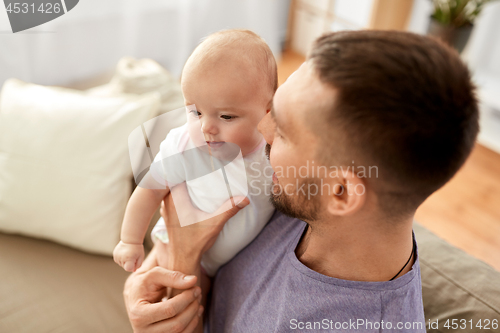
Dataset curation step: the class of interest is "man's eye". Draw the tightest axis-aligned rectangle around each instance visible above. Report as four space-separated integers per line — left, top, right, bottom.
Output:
221 115 235 120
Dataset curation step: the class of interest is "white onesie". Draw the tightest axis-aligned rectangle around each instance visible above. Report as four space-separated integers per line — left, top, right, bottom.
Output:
150 123 275 276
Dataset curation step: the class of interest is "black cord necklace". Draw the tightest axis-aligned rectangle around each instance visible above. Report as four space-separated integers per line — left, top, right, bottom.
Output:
389 233 416 281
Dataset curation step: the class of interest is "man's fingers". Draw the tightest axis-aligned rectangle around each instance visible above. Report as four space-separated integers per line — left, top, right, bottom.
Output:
214 196 250 220
195 196 249 229
233 196 250 209
146 297 200 333
167 183 192 212
170 182 191 202
181 309 201 333
165 295 200 332
136 286 200 325
146 267 198 290
136 256 144 271
160 200 166 218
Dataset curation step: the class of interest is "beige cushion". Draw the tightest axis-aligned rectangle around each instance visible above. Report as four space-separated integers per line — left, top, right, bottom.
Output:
0 79 160 255
0 232 133 333
415 223 500 332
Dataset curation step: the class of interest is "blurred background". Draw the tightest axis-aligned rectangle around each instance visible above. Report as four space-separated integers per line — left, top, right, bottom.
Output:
0 0 499 269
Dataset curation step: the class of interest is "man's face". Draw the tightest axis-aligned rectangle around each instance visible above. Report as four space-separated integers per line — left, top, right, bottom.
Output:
258 61 336 221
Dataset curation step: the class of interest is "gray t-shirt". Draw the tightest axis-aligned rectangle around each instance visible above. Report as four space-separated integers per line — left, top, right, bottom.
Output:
206 211 426 332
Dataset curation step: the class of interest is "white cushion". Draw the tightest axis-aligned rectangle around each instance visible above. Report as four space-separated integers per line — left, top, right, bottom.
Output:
0 79 160 255
87 57 185 115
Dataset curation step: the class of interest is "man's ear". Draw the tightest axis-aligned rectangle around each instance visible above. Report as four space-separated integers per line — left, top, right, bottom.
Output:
326 170 366 216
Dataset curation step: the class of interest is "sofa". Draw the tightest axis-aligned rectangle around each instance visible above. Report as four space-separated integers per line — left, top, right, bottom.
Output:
1 59 499 333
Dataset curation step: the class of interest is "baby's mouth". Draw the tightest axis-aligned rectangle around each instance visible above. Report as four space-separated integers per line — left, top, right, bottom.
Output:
206 141 225 148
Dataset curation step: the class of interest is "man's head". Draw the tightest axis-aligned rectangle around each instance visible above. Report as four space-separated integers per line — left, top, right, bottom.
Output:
259 30 479 222
181 29 277 156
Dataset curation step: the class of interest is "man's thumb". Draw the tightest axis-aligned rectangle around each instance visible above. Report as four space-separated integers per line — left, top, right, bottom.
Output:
217 196 250 219
234 196 250 209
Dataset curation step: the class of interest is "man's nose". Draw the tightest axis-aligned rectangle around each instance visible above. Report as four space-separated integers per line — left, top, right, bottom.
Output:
201 118 218 136
258 112 276 145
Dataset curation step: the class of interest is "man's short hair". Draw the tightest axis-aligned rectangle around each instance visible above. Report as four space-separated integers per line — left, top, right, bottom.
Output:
308 30 479 217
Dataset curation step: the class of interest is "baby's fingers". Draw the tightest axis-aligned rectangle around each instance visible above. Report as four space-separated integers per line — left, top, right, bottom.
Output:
124 260 136 272
112 247 122 265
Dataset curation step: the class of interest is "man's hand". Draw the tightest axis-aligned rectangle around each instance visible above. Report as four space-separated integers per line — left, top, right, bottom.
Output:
163 183 250 266
123 245 203 333
159 183 249 333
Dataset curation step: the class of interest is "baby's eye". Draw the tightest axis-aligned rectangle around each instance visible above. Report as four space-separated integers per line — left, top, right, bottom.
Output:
220 115 235 120
190 110 201 117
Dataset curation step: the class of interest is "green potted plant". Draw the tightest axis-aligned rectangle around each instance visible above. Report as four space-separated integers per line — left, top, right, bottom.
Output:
427 0 496 52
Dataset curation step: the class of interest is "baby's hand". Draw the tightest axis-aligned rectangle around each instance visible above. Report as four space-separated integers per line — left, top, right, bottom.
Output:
113 241 145 272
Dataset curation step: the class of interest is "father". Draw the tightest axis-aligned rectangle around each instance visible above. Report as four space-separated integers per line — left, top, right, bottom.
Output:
123 30 478 332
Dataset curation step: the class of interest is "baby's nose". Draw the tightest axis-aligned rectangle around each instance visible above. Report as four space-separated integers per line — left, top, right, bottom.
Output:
201 119 218 136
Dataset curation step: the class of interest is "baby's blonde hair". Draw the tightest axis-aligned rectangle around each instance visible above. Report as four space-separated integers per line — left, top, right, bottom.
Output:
183 29 278 96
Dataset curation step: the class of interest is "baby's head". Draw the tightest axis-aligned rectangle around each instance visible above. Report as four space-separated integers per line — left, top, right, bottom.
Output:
181 29 277 156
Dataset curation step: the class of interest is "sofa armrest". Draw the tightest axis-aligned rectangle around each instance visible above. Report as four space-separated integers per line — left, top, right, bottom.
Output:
415 223 500 332
0 233 133 333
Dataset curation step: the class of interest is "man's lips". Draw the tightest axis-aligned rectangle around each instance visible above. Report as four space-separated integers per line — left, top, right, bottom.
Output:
206 141 225 148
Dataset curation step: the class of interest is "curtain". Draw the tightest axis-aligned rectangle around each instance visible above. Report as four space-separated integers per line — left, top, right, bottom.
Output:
0 0 290 86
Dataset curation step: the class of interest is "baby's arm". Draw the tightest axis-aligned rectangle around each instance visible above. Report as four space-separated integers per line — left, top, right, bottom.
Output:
113 171 169 272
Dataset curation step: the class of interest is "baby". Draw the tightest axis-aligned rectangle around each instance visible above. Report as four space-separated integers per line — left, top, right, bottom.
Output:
113 30 277 276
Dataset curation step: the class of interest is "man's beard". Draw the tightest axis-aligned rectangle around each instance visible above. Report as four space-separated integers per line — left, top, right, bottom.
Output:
265 144 321 222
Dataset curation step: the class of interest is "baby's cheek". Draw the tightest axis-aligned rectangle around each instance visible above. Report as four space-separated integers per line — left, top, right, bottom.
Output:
231 126 258 151
188 122 206 146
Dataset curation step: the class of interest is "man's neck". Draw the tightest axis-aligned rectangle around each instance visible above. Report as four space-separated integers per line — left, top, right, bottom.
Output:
295 214 415 282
